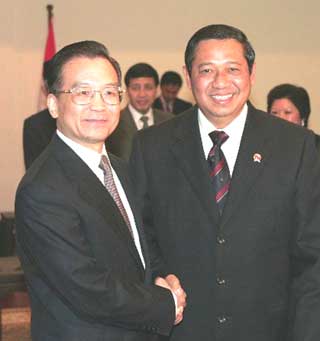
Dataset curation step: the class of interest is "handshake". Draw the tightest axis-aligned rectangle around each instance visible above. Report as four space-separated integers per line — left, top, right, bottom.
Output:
155 274 187 325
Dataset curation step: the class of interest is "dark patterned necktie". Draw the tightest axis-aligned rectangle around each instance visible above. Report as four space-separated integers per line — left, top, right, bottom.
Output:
208 131 231 214
99 155 133 237
140 115 149 129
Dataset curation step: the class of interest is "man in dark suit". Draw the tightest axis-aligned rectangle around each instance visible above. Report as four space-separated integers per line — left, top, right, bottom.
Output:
107 63 173 160
15 40 186 341
153 71 192 115
130 24 320 341
23 108 56 169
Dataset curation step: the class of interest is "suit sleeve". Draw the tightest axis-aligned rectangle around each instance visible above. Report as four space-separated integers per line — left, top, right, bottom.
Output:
23 119 38 169
288 131 320 341
23 119 48 170
15 181 175 335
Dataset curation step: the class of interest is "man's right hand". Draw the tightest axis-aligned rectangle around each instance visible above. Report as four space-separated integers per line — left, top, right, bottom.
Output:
155 274 187 325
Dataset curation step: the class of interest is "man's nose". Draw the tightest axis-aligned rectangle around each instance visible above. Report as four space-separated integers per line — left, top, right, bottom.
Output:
91 90 106 108
212 70 228 88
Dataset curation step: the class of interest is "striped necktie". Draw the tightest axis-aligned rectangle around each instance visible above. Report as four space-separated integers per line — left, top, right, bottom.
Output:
207 131 230 214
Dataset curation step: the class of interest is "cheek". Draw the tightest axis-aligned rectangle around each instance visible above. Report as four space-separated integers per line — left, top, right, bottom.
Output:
148 89 157 98
192 78 208 94
234 77 251 91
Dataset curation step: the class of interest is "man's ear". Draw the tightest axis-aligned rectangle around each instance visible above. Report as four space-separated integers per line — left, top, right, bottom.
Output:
47 94 59 119
183 65 192 90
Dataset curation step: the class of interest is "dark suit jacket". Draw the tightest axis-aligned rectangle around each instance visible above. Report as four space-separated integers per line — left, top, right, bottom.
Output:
23 108 56 169
107 106 173 161
15 134 175 341
130 103 320 341
153 97 192 115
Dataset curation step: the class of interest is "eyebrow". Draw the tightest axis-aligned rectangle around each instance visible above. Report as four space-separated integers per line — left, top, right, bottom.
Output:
197 61 242 68
71 81 120 88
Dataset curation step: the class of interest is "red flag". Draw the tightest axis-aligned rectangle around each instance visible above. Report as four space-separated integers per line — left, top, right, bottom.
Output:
37 5 56 111
44 8 56 62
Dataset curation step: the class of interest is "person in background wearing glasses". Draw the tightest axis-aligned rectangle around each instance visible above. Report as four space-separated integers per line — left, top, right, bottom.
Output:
15 40 186 341
107 63 173 161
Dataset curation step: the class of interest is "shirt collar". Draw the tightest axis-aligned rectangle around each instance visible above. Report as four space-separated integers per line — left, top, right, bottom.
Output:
198 103 248 157
56 130 108 172
128 104 153 118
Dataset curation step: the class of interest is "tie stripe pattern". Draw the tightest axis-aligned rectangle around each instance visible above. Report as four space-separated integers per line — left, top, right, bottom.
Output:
208 131 231 214
99 155 133 237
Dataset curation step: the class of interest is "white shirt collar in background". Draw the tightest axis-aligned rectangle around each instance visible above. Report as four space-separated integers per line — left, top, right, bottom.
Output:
129 104 154 129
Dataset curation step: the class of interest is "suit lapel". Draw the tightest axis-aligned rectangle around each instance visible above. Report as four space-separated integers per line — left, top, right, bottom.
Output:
220 105 273 228
153 109 162 125
121 107 138 133
108 154 150 276
52 136 144 273
170 108 220 224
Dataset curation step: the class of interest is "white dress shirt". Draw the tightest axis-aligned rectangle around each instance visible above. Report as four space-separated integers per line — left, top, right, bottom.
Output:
198 104 248 176
56 130 145 267
129 104 154 130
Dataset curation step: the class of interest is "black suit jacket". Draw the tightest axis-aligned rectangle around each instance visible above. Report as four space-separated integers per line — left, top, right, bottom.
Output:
130 104 320 341
107 106 173 160
23 108 56 169
15 135 175 341
153 97 192 115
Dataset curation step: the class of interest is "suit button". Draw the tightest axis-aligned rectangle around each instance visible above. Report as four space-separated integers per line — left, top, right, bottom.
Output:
217 316 227 324
217 277 226 285
217 236 226 244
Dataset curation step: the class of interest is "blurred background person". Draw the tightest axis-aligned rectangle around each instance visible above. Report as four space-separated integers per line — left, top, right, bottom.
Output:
267 83 319 146
153 71 192 115
107 63 173 160
23 60 56 169
267 83 311 127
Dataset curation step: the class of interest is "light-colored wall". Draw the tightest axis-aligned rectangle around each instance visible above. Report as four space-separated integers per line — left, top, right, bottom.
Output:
1 0 320 211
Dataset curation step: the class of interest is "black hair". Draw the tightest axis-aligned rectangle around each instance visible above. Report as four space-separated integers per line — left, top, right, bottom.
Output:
184 24 255 75
160 71 183 87
46 40 121 93
267 83 311 127
124 63 159 87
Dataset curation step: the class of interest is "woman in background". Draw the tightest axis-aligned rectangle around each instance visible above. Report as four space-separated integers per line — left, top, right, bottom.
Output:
267 83 311 127
267 83 319 147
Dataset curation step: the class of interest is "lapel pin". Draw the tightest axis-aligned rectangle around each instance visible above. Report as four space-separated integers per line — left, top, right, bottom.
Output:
253 153 262 163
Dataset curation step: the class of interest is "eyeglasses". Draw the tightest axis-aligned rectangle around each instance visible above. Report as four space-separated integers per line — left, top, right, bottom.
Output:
54 85 124 105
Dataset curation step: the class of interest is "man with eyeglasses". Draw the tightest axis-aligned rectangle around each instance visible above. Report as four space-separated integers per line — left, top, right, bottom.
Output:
15 40 186 341
107 63 173 161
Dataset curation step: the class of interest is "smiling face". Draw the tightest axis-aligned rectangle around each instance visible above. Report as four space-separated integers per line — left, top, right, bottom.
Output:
269 98 302 125
126 77 157 114
184 39 255 128
47 57 120 153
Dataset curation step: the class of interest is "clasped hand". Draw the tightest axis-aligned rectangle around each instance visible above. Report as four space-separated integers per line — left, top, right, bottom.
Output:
155 274 187 325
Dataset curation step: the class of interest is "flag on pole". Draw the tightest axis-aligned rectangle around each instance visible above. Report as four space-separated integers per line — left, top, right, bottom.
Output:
37 4 56 111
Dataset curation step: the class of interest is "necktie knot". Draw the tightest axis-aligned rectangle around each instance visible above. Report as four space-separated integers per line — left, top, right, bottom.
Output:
99 155 111 174
209 130 229 147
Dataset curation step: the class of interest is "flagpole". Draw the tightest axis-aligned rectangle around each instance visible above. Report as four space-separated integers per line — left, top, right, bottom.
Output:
47 4 53 21
37 4 56 111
